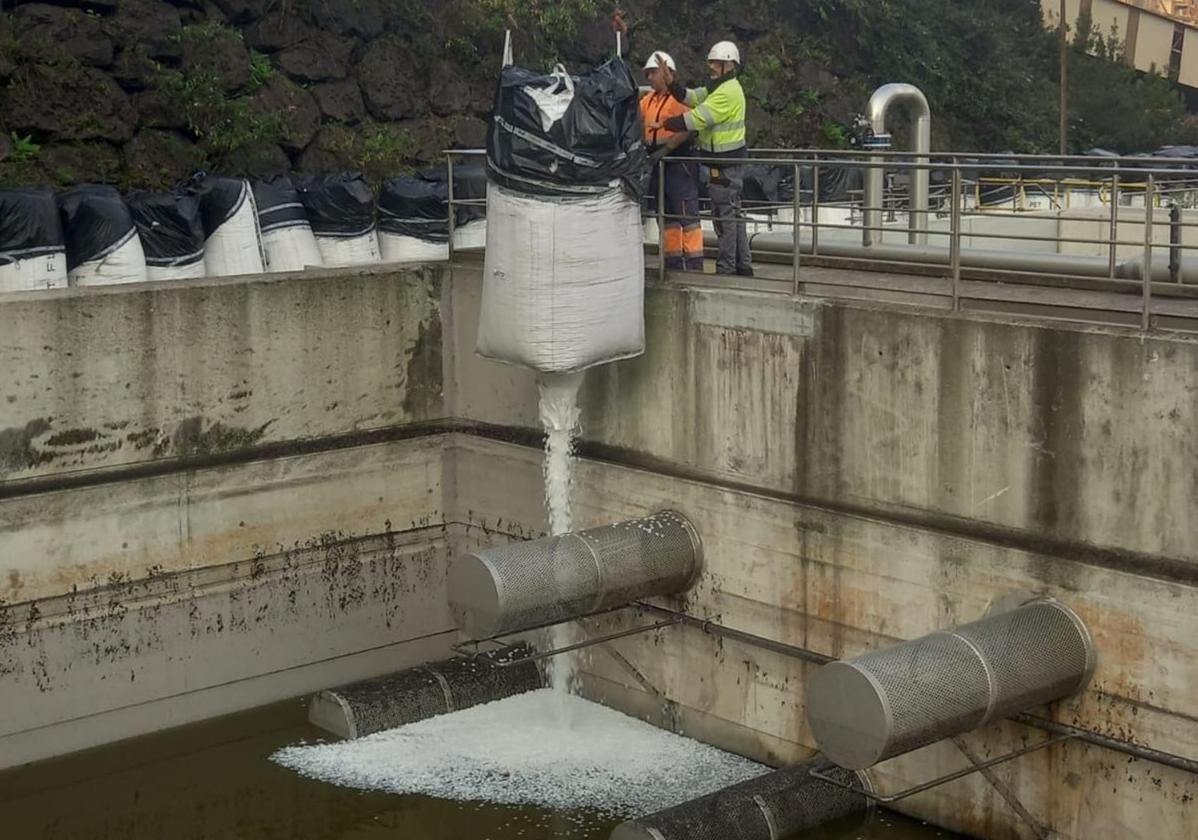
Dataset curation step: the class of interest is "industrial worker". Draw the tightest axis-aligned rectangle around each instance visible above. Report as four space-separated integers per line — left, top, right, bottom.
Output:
651 41 752 277
640 51 704 272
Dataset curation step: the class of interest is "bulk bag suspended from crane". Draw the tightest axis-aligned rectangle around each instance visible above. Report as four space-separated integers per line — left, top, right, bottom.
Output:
0 187 69 292
477 46 647 374
126 190 207 282
254 176 323 273
57 185 149 287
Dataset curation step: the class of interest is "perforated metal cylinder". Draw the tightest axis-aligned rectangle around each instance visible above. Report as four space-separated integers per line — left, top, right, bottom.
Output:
448 511 702 638
308 645 542 739
807 597 1096 770
609 760 871 840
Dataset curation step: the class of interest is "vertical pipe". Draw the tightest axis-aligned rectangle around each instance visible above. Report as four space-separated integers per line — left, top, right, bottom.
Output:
911 112 931 246
657 156 666 284
950 164 962 312
792 162 801 296
1143 174 1154 331
863 84 931 247
1169 203 1181 284
812 162 821 257
1059 0 1069 156
865 154 884 248
446 153 456 264
1108 174 1120 279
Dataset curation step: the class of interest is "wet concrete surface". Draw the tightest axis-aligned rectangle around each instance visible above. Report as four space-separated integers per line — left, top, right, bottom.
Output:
0 698 969 840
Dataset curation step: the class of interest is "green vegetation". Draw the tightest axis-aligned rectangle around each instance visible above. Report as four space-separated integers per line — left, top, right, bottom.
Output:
8 132 39 162
324 121 420 182
249 50 274 91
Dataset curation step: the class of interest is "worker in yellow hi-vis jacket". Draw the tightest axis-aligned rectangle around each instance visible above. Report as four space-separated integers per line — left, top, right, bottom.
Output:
651 40 751 277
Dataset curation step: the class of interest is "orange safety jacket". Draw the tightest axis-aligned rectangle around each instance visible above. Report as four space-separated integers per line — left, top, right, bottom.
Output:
640 91 691 150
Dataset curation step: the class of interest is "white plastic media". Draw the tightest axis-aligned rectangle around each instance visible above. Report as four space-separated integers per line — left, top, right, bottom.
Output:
477 184 645 373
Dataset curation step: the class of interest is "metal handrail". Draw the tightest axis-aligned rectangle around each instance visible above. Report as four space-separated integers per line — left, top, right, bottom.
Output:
442 148 1198 334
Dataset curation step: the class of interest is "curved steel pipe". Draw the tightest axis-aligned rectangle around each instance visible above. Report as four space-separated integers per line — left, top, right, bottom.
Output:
864 84 932 248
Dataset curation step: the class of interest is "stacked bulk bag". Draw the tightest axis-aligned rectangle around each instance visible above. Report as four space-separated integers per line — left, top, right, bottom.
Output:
126 191 207 282
57 185 149 287
377 176 450 262
477 57 647 373
0 187 69 292
423 163 488 250
254 176 323 273
297 173 380 267
193 176 265 277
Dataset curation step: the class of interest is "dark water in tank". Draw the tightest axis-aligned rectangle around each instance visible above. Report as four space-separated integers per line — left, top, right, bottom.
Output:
0 699 968 840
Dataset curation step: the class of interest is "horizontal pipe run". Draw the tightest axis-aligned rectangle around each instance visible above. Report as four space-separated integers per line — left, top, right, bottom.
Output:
636 603 1198 777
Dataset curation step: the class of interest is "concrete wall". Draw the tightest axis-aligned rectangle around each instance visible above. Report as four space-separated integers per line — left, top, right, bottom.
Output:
0 266 455 768
2 261 1195 838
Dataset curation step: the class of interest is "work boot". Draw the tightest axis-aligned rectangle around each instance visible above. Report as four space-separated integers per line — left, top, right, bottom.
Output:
736 267 755 277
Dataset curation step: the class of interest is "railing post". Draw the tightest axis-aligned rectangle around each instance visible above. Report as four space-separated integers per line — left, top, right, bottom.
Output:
1169 202 1181 284
1108 173 1119 279
950 161 962 312
812 160 821 257
657 156 666 284
446 152 456 264
1143 174 1154 331
792 161 801 296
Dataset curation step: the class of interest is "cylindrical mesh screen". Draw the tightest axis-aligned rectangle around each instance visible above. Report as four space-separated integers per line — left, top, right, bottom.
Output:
807 598 1096 770
448 511 702 638
308 645 542 738
609 759 871 840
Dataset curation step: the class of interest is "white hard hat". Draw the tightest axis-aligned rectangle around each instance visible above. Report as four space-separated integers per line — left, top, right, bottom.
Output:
707 41 741 64
643 51 676 72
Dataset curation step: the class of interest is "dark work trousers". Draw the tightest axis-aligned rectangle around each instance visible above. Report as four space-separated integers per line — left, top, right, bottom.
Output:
647 155 704 271
708 164 751 275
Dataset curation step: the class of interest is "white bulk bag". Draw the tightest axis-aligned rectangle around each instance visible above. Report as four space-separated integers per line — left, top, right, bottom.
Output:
127 190 207 283
58 185 149 287
195 177 265 277
477 183 645 373
379 234 450 263
254 176 323 273
298 173 381 268
0 187 69 291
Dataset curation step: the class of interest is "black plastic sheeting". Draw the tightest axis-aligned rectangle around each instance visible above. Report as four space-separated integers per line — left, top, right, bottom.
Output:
56 185 138 270
713 163 864 206
296 173 375 236
188 175 251 238
0 187 65 265
487 58 646 198
420 162 487 226
377 176 450 242
254 175 311 234
126 191 205 267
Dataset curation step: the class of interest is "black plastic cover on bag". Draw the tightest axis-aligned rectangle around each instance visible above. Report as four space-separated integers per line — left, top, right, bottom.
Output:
0 187 65 265
189 175 251 237
742 164 796 206
56 185 139 270
126 190 205 267
487 58 646 198
296 173 375 236
378 176 449 242
254 175 312 234
420 163 487 226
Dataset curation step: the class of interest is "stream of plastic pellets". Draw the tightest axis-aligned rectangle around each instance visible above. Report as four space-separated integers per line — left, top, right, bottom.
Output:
271 689 767 820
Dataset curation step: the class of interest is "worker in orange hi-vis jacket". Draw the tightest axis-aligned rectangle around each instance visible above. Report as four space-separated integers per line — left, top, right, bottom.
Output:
639 51 704 272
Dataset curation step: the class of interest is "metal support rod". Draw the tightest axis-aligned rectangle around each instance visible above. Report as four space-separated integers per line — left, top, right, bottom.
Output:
1143 174 1154 330
1059 0 1069 156
1170 203 1181 284
1108 174 1120 279
637 602 1198 776
812 162 821 257
465 616 685 668
792 162 801 296
657 156 667 284
809 734 1074 803
446 153 456 263
950 162 962 312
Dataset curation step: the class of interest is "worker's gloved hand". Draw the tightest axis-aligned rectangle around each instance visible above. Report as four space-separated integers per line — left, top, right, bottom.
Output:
667 81 688 102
